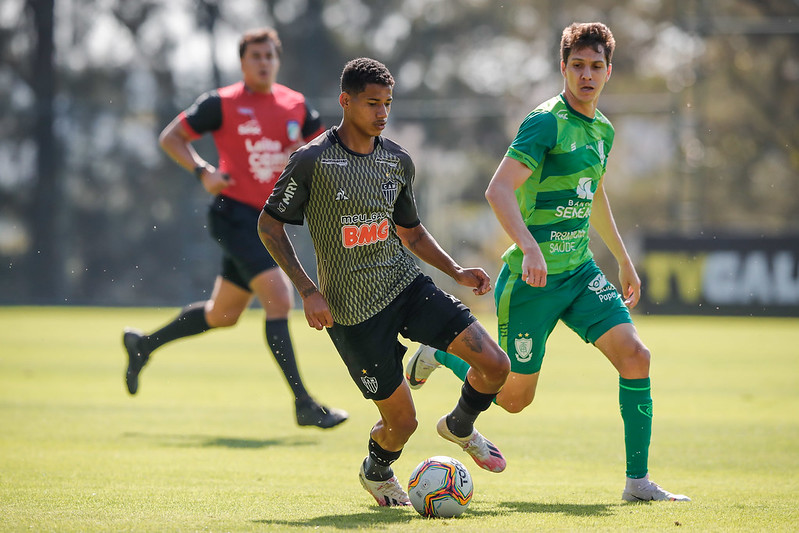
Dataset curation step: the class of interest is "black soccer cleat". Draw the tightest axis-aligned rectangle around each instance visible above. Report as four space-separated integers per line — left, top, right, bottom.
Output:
123 328 149 395
295 400 349 429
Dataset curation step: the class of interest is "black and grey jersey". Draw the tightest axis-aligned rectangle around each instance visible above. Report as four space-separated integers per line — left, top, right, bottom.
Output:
264 128 422 325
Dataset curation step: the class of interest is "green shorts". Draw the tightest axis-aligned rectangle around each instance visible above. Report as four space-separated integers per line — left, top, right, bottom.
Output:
494 259 632 375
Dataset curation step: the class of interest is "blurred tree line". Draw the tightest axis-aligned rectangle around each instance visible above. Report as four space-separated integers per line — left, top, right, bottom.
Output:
1 0 797 307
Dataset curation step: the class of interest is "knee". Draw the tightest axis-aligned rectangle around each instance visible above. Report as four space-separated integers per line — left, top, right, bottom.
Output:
633 343 651 368
620 342 651 377
263 295 293 318
498 388 535 414
485 347 511 385
386 415 418 444
399 416 419 439
205 306 241 328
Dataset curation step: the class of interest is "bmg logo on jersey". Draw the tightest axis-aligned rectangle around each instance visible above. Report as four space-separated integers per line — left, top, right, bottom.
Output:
341 213 390 249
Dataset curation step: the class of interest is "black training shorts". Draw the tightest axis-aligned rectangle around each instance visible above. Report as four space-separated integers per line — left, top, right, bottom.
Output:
326 274 476 401
208 195 279 291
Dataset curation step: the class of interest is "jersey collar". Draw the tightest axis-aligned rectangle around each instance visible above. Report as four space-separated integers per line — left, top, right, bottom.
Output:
559 93 597 123
330 126 383 156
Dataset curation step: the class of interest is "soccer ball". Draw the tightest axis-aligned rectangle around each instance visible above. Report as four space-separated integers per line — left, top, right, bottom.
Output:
407 456 473 518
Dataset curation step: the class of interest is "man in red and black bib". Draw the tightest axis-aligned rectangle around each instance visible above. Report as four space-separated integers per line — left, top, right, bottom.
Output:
122 28 347 430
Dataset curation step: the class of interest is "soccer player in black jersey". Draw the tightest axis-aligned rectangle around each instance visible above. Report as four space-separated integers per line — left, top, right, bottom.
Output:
258 57 511 506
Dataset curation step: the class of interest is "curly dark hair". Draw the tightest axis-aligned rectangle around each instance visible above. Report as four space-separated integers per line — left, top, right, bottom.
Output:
340 57 395 94
560 22 615 65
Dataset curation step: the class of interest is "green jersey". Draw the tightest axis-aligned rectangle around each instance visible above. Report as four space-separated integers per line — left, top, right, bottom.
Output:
503 94 614 275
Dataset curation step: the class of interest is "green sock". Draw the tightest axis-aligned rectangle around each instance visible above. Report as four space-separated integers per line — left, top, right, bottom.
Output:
619 377 652 479
434 350 470 382
434 350 504 406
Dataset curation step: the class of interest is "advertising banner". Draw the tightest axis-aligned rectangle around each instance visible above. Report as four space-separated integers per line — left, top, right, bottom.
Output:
639 235 799 316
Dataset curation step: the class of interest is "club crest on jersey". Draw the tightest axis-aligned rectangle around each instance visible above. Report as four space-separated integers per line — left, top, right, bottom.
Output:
586 140 606 165
286 120 301 142
382 180 399 205
514 333 533 363
361 375 378 395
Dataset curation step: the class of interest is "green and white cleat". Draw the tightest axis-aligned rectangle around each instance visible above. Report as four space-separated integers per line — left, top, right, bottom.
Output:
622 474 691 502
405 344 441 390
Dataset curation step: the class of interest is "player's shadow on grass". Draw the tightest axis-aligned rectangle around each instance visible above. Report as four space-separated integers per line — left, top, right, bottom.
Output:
122 432 318 449
496 500 616 517
254 508 417 529
253 500 616 529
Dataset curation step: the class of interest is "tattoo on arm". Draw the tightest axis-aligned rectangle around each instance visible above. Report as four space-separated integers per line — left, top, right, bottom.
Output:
403 228 425 250
257 217 317 296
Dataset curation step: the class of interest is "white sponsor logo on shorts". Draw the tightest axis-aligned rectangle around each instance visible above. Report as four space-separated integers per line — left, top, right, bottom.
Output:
588 272 620 302
587 273 608 293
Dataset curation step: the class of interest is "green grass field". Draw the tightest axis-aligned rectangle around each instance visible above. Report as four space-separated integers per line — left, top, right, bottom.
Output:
1 307 798 532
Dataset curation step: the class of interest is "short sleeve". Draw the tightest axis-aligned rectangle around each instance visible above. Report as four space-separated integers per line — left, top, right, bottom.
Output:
301 100 324 141
263 149 313 225
505 111 558 172
181 91 222 138
392 156 420 228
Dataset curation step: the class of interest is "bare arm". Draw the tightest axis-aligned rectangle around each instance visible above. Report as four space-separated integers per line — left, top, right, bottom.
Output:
590 177 640 308
158 116 231 195
396 224 492 295
484 157 547 287
256 210 333 329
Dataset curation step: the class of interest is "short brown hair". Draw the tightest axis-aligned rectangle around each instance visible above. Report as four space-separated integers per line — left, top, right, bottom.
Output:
560 22 615 65
239 27 282 59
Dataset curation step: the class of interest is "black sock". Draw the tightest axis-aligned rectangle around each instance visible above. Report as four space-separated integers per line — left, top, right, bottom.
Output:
363 438 402 481
265 319 311 404
447 378 497 438
142 302 210 354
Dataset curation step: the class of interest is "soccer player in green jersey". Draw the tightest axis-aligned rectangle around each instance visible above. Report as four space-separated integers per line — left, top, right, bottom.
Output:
406 22 690 502
258 58 510 507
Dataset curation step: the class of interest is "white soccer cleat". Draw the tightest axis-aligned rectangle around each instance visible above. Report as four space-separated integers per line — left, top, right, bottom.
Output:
436 415 506 473
358 462 411 507
405 345 441 390
622 474 691 502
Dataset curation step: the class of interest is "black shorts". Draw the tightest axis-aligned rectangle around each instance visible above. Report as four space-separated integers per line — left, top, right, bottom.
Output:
326 274 477 401
207 195 279 291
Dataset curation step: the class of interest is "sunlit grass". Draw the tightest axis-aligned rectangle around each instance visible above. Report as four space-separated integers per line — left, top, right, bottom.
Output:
1 307 798 531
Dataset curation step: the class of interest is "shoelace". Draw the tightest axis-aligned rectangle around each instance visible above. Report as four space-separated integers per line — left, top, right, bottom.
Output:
462 433 489 458
376 478 409 502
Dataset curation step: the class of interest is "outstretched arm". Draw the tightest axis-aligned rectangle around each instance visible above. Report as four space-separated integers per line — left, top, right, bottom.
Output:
590 177 640 308
396 224 492 295
257 211 333 329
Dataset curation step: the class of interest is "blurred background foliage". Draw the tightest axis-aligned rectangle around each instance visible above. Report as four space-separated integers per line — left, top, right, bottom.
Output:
1 0 797 307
